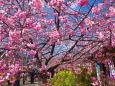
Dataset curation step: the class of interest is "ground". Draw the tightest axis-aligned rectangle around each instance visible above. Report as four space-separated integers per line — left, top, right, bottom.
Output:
23 82 39 86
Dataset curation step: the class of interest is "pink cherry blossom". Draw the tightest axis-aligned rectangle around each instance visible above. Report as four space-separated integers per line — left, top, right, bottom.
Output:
48 40 55 45
47 72 51 76
27 43 35 49
29 0 43 10
5 51 13 57
47 19 53 25
29 50 36 56
56 40 61 45
59 16 67 23
92 7 99 14
61 5 67 11
34 23 42 31
9 30 21 43
80 29 86 34
91 77 96 81
10 0 13 3
91 80 98 86
22 29 29 34
77 0 89 7
51 0 64 7
85 18 94 26
0 0 114 84
53 13 58 17
96 32 104 40
67 1 71 6
18 11 27 18
49 30 59 39
109 6 115 17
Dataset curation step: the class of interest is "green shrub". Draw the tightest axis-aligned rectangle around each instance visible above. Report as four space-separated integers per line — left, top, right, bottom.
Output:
76 67 96 86
48 70 76 86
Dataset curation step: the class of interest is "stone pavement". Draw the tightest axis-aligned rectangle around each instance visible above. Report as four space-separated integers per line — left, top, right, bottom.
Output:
23 82 39 86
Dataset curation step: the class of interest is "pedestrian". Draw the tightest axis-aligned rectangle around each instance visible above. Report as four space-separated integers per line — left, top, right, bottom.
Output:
14 74 20 86
7 80 11 86
22 72 27 84
30 70 35 84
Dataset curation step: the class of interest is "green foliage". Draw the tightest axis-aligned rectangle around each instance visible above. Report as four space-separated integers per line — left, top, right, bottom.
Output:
76 67 96 86
47 67 96 86
48 70 76 86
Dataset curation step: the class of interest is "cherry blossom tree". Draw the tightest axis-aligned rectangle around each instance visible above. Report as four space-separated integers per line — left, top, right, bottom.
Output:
0 58 22 85
0 0 115 84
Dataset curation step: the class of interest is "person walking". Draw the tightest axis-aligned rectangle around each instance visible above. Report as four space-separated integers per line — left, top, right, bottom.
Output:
30 70 35 84
7 80 11 86
22 72 27 85
14 74 20 86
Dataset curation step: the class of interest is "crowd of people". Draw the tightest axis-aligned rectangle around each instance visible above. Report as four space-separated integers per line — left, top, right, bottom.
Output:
7 69 38 86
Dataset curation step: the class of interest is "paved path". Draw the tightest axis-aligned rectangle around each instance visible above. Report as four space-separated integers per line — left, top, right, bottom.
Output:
23 82 39 86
